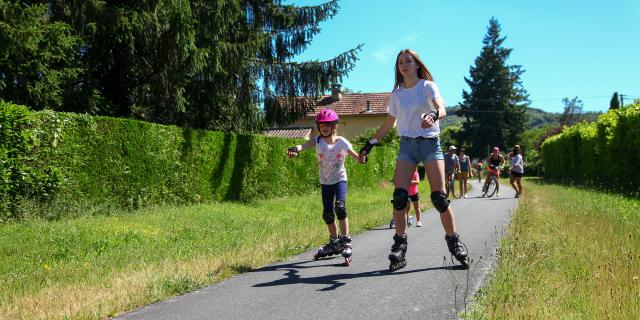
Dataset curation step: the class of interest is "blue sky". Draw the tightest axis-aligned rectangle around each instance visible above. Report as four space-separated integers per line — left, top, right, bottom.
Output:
286 0 640 113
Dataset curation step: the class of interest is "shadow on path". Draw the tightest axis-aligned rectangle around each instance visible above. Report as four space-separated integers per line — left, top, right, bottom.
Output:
252 259 466 291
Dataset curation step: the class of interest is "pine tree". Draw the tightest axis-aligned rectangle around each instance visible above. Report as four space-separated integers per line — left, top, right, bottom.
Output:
610 92 620 110
4 1 360 132
0 1 82 110
455 17 529 158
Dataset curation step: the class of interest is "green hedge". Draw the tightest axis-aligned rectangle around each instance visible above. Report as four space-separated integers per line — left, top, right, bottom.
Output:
541 103 640 193
1 101 396 220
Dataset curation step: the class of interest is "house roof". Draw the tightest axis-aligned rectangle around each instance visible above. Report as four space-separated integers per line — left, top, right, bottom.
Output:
263 127 312 139
303 92 390 118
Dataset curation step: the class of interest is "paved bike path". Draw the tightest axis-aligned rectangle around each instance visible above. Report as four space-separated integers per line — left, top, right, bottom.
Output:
116 180 518 320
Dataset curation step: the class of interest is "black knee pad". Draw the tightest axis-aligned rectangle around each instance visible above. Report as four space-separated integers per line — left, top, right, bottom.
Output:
392 188 409 211
322 211 335 224
430 191 450 213
335 200 347 220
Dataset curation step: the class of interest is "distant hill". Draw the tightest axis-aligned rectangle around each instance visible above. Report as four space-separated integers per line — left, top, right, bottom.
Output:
442 106 602 129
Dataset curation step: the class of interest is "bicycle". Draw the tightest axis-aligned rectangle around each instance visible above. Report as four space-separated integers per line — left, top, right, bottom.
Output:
482 166 501 197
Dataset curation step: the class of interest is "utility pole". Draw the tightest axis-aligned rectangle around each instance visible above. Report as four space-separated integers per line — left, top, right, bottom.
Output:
620 94 625 107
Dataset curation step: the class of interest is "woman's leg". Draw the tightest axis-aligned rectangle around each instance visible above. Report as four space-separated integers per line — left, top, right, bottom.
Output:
463 177 468 196
509 174 518 194
516 177 523 195
458 174 464 198
425 160 456 235
393 160 416 235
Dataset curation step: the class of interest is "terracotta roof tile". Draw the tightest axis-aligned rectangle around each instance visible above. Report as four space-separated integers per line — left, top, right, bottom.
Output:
304 93 390 117
263 127 312 139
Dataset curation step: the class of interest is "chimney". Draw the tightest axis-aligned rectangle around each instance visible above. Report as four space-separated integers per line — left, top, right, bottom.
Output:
331 84 342 101
366 100 371 112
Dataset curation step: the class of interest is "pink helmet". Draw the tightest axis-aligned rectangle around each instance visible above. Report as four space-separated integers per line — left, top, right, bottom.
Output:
315 108 339 124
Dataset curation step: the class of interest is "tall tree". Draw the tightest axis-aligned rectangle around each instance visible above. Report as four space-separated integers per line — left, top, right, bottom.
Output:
559 96 583 126
1 0 360 132
455 17 529 157
0 1 82 110
609 92 620 110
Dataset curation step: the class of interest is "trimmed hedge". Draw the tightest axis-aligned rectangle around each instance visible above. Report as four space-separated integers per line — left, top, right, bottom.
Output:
1 101 396 219
541 103 640 193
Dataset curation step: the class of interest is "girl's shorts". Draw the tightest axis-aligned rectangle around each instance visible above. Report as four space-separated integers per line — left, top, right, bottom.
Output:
457 172 469 179
321 181 347 214
397 136 444 164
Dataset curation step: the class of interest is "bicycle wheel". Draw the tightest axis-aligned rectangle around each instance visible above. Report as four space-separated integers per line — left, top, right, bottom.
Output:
486 176 498 197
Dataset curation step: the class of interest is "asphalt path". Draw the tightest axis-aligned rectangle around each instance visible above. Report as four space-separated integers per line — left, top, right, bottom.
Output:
116 180 518 320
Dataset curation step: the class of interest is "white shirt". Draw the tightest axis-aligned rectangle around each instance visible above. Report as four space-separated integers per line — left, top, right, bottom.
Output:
315 136 353 185
387 79 443 138
510 154 524 173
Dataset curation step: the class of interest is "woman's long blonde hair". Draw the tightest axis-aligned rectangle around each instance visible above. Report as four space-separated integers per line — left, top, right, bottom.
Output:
393 49 434 90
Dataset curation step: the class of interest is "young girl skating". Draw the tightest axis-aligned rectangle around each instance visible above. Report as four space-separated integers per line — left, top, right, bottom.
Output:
287 108 363 266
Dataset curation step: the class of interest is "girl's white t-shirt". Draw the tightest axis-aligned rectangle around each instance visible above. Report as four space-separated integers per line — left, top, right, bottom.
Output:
510 154 524 173
387 79 443 138
315 136 352 185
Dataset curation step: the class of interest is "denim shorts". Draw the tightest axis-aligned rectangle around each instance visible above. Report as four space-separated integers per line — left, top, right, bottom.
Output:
397 136 445 165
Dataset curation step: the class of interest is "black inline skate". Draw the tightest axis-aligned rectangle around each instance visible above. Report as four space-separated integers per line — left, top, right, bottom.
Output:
340 235 352 266
388 234 407 271
314 236 342 260
445 233 469 269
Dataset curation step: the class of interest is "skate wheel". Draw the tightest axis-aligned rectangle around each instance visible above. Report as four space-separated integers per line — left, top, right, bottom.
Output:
460 259 469 269
344 257 351 266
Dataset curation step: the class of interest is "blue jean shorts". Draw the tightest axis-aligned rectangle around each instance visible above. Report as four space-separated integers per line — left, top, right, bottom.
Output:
397 136 445 165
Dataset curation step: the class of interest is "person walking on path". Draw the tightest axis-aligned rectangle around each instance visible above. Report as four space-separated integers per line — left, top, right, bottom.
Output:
457 148 473 198
444 145 460 199
508 144 524 198
287 108 363 265
358 49 469 271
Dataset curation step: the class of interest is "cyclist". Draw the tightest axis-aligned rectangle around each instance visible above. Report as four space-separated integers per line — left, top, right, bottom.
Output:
444 145 460 198
484 146 505 197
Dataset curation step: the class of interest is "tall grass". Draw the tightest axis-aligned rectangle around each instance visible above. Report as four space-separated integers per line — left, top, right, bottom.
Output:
0 182 405 319
466 178 640 319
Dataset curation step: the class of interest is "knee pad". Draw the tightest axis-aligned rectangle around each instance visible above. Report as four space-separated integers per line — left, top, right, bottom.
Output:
322 211 335 224
392 188 409 211
430 191 450 213
335 200 347 220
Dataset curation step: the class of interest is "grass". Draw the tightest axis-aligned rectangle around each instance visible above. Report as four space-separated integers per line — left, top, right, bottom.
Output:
465 178 640 319
1 181 418 320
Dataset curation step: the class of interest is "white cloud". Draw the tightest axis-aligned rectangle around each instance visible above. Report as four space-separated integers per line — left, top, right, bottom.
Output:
371 33 420 63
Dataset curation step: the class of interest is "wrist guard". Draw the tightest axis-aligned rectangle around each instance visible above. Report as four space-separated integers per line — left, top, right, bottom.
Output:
359 140 376 156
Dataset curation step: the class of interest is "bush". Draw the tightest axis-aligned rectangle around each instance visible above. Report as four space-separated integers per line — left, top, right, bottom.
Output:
1 104 396 219
541 103 640 194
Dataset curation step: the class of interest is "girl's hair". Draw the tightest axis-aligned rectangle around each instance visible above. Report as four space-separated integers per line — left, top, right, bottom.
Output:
393 49 434 90
513 145 521 155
